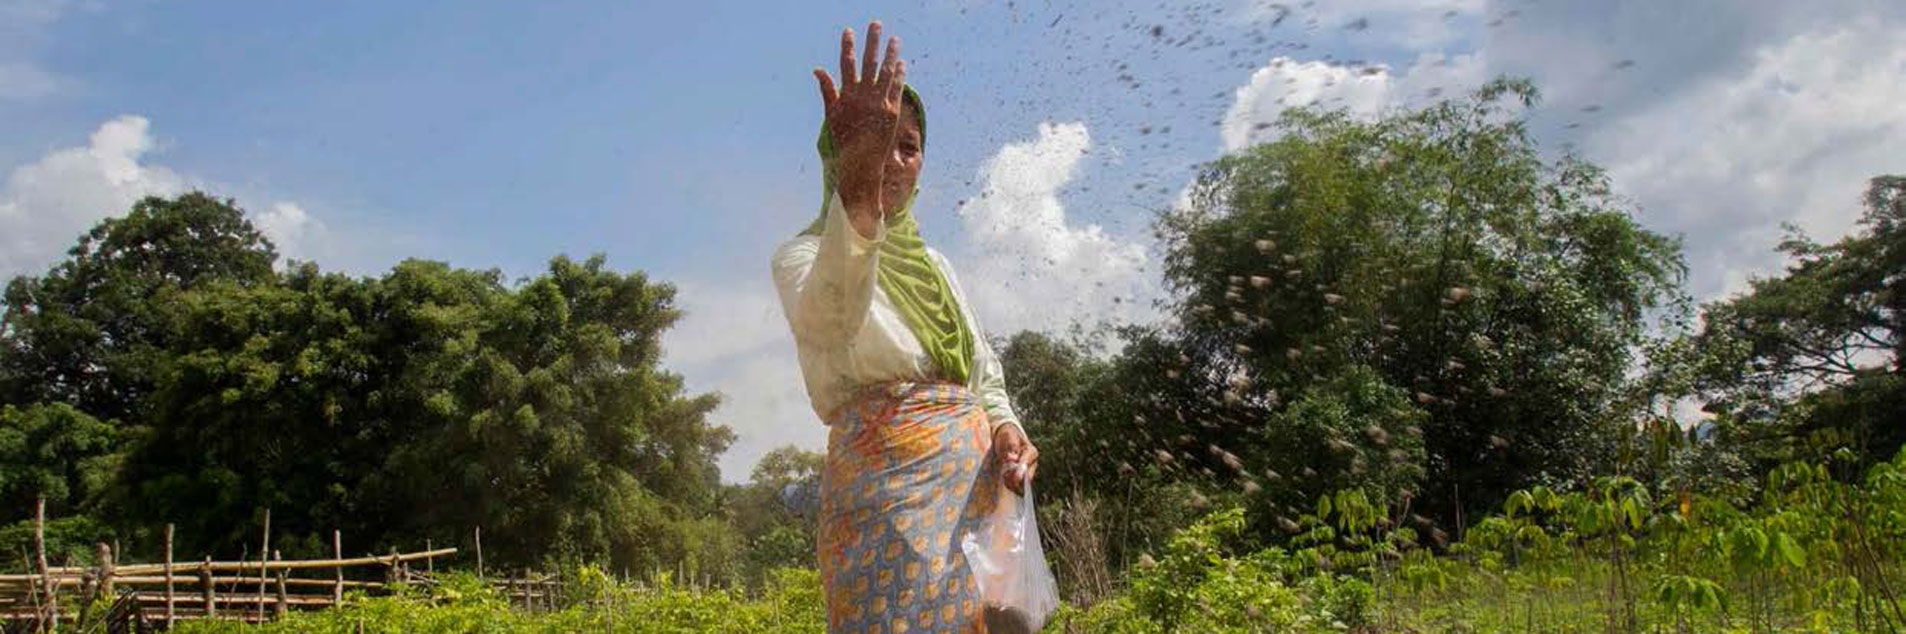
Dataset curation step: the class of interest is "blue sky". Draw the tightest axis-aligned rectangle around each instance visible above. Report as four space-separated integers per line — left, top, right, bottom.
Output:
5 0 1903 481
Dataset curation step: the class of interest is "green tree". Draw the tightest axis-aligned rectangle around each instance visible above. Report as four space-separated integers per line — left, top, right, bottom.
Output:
726 445 824 586
0 403 122 520
1690 175 1905 471
1149 78 1687 525
115 254 732 573
0 192 279 425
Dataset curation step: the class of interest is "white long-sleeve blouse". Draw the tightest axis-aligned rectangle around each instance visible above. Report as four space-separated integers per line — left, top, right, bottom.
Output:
771 191 1022 433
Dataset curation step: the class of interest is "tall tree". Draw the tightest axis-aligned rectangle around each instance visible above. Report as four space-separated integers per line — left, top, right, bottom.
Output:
0 192 278 424
1690 175 1905 469
1134 78 1685 524
118 255 732 570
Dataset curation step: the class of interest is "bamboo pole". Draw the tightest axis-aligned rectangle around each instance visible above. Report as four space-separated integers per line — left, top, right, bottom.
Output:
127 592 339 606
35 497 55 633
506 568 517 609
164 523 175 626
273 550 287 619
333 530 343 605
96 542 114 600
257 509 270 621
200 557 215 619
21 547 459 576
18 551 42 633
92 574 381 588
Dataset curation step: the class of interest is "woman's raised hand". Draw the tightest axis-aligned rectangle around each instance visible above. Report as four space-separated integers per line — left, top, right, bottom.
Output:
812 21 906 234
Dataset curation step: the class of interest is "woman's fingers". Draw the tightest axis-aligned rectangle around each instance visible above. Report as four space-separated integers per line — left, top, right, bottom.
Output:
884 45 905 103
839 27 857 88
861 21 883 89
813 68 838 113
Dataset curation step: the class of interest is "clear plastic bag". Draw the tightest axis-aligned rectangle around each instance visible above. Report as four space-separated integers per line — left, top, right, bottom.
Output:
960 465 1060 634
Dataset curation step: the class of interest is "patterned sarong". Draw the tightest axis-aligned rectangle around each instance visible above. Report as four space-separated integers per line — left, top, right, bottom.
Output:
819 380 1003 634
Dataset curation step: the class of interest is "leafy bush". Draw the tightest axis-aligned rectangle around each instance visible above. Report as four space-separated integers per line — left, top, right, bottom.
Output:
169 567 825 634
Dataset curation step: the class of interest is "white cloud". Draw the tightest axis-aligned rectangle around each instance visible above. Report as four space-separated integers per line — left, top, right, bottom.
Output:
0 116 184 278
1587 21 1906 302
662 280 823 483
954 121 1158 337
1221 52 1486 153
253 201 335 264
0 116 340 281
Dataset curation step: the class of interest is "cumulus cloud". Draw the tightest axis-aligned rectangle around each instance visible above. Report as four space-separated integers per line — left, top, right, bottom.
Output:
953 121 1158 337
0 116 185 278
1221 52 1486 152
1586 21 1906 302
0 116 339 281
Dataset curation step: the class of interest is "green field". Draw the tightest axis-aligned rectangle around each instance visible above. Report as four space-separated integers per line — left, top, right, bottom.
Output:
158 447 1906 633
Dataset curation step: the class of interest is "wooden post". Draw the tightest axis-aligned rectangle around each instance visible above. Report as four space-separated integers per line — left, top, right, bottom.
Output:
387 547 400 584
333 529 343 605
35 497 57 633
164 523 176 626
425 539 435 574
96 542 116 599
257 508 270 621
200 557 216 619
274 550 288 618
510 569 520 610
20 551 40 620
474 526 484 581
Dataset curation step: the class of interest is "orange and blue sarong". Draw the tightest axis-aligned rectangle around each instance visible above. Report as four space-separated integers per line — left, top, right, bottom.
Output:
818 380 1003 634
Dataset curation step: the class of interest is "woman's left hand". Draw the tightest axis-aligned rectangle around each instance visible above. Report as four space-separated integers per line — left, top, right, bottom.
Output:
994 423 1039 495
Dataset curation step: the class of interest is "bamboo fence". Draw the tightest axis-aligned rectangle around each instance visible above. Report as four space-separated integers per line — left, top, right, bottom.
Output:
1 500 565 631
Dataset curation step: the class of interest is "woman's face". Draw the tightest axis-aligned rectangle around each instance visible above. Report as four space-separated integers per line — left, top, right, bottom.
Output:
881 103 924 215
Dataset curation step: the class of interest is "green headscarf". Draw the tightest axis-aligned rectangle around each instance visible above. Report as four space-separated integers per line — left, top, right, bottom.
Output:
800 85 975 384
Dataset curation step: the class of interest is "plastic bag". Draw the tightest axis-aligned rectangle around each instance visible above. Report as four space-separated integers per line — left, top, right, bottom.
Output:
960 464 1060 634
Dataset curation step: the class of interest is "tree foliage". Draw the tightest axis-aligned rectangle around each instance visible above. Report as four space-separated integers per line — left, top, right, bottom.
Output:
1004 79 1692 552
0 192 733 576
1689 175 1905 470
1 193 279 425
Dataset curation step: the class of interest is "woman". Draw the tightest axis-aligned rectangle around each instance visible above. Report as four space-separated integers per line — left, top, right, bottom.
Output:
771 20 1041 634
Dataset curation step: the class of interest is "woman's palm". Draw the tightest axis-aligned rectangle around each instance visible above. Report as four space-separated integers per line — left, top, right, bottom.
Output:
812 21 907 215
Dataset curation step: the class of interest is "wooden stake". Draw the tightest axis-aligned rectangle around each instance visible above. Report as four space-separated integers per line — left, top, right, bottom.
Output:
35 497 56 633
333 529 343 605
506 568 517 608
425 539 434 574
474 526 484 581
97 541 115 601
164 523 175 626
201 557 216 619
257 508 271 621
274 550 288 618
